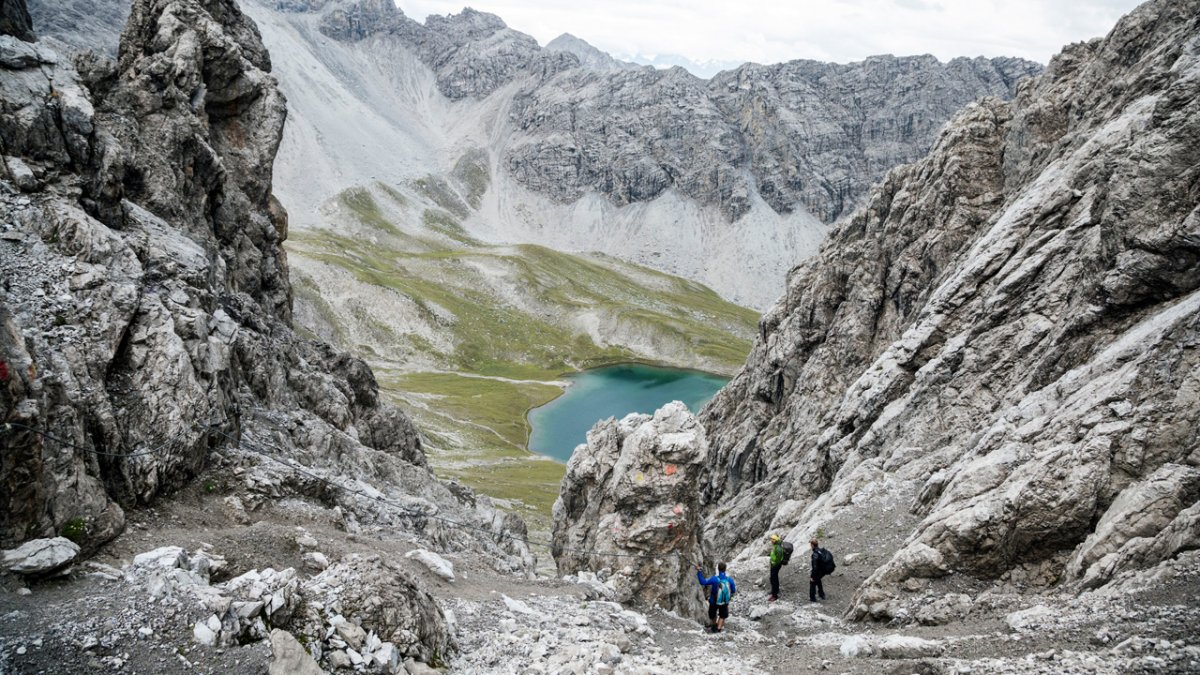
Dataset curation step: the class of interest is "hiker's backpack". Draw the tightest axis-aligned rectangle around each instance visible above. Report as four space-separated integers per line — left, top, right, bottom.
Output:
716 578 732 605
817 547 836 575
781 541 794 565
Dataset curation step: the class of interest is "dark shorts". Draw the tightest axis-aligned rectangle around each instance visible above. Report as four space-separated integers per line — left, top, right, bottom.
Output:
708 602 729 620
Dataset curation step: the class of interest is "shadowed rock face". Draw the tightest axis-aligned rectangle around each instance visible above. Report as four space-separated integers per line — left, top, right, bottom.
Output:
552 402 709 618
0 0 32 41
0 0 533 588
688 0 1200 619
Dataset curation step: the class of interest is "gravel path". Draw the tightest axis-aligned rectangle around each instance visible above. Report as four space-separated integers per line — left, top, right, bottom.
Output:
2 480 1199 674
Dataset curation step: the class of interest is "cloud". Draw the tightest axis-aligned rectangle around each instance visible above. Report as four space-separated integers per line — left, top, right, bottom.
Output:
397 0 1144 70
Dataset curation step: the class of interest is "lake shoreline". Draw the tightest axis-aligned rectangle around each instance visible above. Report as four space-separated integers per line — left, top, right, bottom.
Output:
524 362 730 463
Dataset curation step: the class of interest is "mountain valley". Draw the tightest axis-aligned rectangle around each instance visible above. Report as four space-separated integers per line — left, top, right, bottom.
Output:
1 0 1198 673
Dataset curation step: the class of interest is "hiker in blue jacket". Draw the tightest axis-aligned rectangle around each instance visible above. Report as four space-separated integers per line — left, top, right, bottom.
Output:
696 562 737 633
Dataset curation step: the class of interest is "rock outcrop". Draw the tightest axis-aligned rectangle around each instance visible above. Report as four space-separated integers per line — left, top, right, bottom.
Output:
0 0 531 587
552 402 709 618
683 0 1199 620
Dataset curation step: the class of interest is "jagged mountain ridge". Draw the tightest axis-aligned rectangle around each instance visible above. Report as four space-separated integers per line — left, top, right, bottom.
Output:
288 0 1038 224
24 0 1041 307
544 33 637 73
266 0 1040 306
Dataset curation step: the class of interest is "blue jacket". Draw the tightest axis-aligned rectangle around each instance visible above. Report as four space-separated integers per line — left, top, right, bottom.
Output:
697 570 736 605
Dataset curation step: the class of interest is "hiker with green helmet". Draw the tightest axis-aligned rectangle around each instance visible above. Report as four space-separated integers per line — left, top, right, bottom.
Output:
696 562 736 633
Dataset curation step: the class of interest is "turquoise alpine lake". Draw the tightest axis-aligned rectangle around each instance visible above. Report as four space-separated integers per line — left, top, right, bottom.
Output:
527 364 728 462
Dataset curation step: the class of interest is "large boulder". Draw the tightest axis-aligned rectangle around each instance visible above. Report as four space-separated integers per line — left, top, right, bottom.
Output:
268 629 323 675
0 536 79 574
552 402 709 618
294 555 453 666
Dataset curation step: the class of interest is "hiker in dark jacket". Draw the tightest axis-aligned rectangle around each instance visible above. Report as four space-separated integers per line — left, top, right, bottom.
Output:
810 539 828 602
696 562 737 633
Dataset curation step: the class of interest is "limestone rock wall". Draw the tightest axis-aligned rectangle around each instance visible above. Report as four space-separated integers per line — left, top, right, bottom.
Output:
0 0 532 574
691 0 1200 619
234 0 1040 225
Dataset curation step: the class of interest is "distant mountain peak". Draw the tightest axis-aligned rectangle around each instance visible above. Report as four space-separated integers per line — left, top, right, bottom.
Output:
545 31 637 73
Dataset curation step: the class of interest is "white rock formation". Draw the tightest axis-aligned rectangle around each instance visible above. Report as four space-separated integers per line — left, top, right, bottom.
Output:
405 549 455 582
0 537 79 575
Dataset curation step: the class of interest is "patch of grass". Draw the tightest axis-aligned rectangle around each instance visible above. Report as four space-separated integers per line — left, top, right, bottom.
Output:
451 149 490 209
60 517 88 544
442 457 563 532
340 187 401 236
422 209 480 246
390 372 562 448
413 176 470 219
376 182 408 207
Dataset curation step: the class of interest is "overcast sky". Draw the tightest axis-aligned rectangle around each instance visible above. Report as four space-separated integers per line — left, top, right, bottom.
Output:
397 0 1144 72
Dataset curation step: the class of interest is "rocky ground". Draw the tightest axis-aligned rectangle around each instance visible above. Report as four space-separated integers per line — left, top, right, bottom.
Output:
2 467 1199 674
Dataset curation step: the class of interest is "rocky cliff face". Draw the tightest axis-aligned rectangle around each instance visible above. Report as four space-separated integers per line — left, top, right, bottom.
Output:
511 52 1040 224
282 0 1039 224
678 0 1200 620
552 402 708 618
0 0 530 595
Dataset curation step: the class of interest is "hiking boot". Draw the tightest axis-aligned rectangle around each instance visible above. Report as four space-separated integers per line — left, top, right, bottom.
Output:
768 595 778 602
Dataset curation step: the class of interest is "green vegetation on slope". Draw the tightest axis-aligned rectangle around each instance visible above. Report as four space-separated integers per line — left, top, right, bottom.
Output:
288 184 759 532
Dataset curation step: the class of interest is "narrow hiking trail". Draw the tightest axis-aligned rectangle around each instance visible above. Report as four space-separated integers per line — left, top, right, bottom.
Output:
3 478 1198 674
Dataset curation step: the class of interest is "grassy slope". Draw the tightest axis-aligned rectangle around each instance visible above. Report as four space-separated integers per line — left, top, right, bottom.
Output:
287 184 758 533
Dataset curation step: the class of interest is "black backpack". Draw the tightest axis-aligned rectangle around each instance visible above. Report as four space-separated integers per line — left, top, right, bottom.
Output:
816 547 836 575
780 541 794 565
